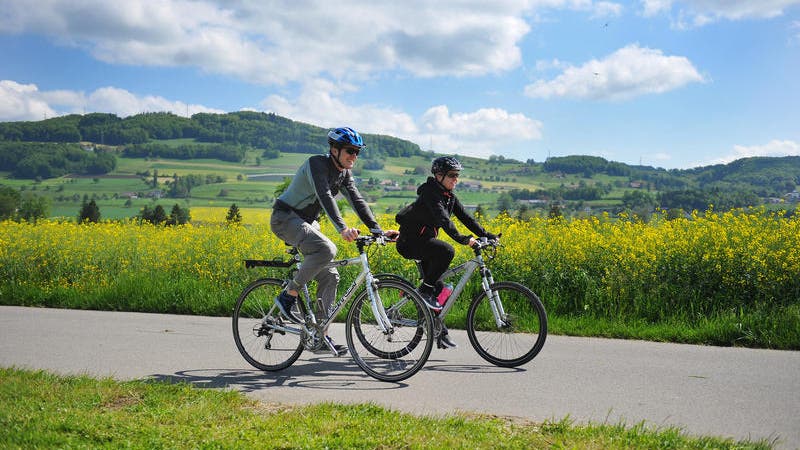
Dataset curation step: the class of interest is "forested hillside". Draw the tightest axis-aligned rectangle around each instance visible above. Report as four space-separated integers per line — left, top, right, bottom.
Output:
0 111 422 159
0 111 798 221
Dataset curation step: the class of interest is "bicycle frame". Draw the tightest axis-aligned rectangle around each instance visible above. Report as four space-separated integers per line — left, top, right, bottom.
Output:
262 237 395 351
425 239 509 328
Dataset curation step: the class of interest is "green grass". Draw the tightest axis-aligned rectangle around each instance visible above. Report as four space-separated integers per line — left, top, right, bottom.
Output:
0 367 772 449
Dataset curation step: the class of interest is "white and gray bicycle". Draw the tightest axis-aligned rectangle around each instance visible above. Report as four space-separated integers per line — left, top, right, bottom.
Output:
232 233 434 383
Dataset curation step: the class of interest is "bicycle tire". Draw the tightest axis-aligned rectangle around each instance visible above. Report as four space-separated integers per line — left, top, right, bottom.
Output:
352 277 425 359
346 279 434 382
232 278 303 371
466 281 547 367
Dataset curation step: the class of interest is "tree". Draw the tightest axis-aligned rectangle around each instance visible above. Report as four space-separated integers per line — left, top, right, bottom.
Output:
167 203 191 225
548 203 563 220
516 202 529 220
17 193 49 223
151 205 167 224
496 193 513 214
78 198 101 223
226 203 242 225
0 185 20 220
140 204 167 225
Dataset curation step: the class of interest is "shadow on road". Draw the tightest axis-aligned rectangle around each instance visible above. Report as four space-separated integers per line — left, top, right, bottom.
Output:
421 355 526 374
146 355 412 391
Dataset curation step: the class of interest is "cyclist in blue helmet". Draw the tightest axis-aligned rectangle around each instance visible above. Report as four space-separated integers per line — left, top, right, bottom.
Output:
270 126 398 355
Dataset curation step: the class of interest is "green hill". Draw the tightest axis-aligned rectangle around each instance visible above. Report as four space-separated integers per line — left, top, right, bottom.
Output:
1 112 798 221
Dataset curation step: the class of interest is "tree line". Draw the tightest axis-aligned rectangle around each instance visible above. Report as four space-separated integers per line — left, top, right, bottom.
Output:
0 111 423 159
0 142 116 179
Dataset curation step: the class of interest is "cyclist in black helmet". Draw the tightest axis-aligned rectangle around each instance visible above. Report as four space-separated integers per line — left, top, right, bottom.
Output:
271 127 398 356
395 156 497 349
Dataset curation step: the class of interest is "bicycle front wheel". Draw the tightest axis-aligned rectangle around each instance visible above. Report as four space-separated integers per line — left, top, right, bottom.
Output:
232 278 303 371
346 279 434 382
466 281 547 367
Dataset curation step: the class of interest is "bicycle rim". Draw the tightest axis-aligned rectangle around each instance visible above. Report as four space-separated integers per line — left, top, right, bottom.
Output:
232 278 303 371
466 281 547 367
346 279 434 382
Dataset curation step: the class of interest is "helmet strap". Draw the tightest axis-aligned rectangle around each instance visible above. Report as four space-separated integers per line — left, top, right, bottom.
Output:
434 173 449 190
330 146 346 170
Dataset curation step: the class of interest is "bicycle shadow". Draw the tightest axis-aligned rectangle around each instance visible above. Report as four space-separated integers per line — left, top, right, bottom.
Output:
421 357 526 374
146 355 411 392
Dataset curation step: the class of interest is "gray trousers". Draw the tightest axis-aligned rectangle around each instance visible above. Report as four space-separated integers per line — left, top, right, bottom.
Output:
270 209 339 319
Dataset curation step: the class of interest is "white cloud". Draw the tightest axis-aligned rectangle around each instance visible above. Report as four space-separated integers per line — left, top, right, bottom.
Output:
641 0 673 17
591 1 624 18
640 0 800 27
0 1 633 87
0 80 58 121
524 44 705 100
419 105 543 158
791 20 800 45
0 80 222 121
0 0 537 85
700 140 800 166
263 83 542 159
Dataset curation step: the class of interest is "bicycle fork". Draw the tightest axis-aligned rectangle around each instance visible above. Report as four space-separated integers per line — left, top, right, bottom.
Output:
480 266 508 328
364 269 395 336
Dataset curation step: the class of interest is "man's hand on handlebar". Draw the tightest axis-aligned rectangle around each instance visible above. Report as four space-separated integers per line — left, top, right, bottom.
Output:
340 227 359 242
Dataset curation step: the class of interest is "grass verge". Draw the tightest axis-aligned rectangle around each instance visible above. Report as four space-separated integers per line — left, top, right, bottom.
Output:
1 367 773 449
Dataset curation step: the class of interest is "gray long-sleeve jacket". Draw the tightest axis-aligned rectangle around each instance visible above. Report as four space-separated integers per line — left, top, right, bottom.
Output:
275 154 381 234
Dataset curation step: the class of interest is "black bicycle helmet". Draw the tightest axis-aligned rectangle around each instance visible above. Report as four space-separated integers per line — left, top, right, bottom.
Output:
327 127 365 149
431 156 463 174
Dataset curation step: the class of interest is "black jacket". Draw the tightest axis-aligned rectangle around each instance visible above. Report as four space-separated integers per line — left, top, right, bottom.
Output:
396 177 490 244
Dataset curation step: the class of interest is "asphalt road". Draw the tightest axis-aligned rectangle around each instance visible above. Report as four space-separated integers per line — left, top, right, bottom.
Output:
1 306 798 449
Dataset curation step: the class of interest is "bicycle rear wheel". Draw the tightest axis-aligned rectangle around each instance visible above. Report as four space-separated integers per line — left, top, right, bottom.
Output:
466 281 547 367
232 278 303 371
346 279 434 382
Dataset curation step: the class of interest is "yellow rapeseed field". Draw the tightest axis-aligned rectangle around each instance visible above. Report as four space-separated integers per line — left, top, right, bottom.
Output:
2 207 799 347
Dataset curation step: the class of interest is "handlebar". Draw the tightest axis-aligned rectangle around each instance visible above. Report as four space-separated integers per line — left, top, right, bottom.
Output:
472 233 502 258
357 231 398 246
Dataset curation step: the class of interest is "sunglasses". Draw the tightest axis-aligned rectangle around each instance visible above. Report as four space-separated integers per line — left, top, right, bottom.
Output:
342 146 361 156
445 172 460 179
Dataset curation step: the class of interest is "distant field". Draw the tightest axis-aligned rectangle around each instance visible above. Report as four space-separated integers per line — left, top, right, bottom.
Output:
2 146 660 221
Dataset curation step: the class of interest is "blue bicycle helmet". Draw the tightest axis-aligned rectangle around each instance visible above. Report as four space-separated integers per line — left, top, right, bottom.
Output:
327 127 365 149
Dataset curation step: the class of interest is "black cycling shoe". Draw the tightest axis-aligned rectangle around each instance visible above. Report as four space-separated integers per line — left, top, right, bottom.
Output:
274 291 303 324
420 293 442 312
438 332 457 349
418 283 442 312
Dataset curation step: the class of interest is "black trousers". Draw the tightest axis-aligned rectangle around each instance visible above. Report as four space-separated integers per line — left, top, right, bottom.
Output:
396 236 455 293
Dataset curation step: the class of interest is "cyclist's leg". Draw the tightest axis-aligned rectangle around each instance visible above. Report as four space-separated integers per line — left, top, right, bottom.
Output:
399 237 453 288
270 213 336 322
271 215 336 292
397 236 453 300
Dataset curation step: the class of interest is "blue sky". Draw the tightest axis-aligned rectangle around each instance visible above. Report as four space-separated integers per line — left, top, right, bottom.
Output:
1 0 798 169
